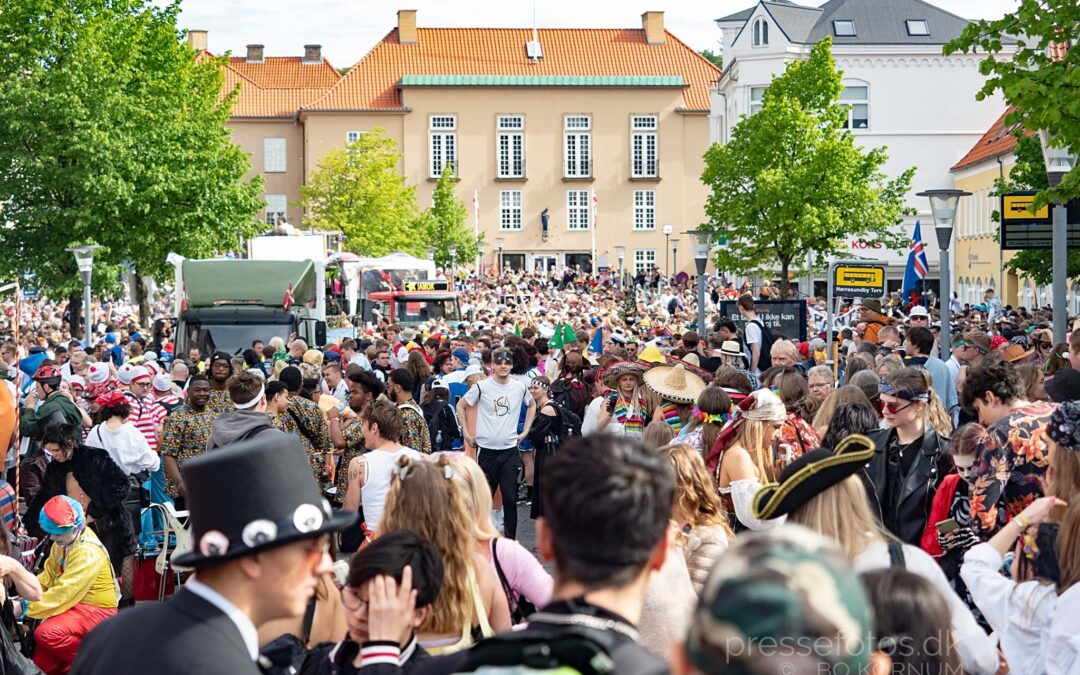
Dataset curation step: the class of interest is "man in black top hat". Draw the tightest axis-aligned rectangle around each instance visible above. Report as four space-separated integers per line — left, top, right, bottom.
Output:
72 434 357 675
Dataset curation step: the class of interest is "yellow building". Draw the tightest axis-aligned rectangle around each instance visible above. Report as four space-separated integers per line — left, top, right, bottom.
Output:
296 10 721 275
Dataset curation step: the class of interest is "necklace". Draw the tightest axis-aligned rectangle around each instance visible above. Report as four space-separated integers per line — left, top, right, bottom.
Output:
527 612 640 641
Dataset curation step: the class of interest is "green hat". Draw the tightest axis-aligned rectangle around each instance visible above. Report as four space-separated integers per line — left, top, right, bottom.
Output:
686 525 874 675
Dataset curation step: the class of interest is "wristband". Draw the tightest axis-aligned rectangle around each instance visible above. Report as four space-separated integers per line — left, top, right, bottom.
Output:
1014 514 1031 530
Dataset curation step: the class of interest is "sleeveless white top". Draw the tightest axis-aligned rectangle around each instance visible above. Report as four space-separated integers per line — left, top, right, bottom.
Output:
361 445 421 533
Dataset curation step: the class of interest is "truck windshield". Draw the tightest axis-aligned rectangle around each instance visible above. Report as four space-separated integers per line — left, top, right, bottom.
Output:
392 298 460 326
185 322 292 357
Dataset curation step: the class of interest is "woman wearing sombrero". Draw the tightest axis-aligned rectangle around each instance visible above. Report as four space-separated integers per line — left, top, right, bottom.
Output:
597 361 651 438
644 363 707 435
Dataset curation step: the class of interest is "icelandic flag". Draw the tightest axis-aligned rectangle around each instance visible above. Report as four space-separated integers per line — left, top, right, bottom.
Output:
902 221 929 301
589 326 604 354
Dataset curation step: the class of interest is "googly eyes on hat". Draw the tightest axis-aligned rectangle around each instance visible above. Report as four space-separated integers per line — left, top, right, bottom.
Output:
241 519 278 548
199 530 230 558
293 504 324 534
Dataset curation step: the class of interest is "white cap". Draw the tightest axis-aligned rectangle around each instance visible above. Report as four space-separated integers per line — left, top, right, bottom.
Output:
464 364 484 377
143 351 158 362
116 363 137 385
68 375 86 390
87 362 110 384
129 365 151 383
430 378 448 391
908 305 929 318
152 373 173 392
144 360 160 378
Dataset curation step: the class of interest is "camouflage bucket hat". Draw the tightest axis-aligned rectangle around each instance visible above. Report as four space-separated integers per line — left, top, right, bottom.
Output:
687 525 873 675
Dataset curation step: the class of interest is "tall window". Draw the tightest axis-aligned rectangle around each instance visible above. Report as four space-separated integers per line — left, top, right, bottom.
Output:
749 87 766 115
631 115 658 178
497 115 525 178
429 115 457 178
633 191 655 230
264 138 286 173
567 190 591 230
265 194 287 225
564 115 591 178
634 249 657 273
840 85 869 129
499 190 522 230
346 131 366 144
752 18 769 47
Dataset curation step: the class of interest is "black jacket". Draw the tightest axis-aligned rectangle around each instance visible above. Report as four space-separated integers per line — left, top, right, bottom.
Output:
302 637 430 675
72 588 261 675
864 427 953 545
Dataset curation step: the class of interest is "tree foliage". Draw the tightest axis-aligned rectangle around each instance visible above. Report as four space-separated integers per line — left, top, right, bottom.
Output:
301 129 424 257
701 39 914 294
0 0 264 328
945 0 1080 204
698 49 723 69
416 165 477 269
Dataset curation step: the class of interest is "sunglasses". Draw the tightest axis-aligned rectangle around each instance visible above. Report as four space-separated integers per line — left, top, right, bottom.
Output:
882 401 913 415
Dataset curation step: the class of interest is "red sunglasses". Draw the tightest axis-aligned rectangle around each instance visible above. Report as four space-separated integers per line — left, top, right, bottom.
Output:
882 401 912 415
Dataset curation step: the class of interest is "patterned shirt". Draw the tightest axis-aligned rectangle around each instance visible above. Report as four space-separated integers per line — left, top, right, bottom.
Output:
775 412 820 471
334 419 366 500
398 401 432 455
970 401 1055 537
206 388 235 418
272 396 334 481
159 404 216 497
656 401 688 434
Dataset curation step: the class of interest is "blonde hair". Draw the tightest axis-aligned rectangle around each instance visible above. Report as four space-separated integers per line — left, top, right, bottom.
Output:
788 475 883 558
268 336 286 352
378 455 476 634
447 454 499 542
642 420 675 449
811 385 873 437
1049 439 1080 503
665 443 734 538
734 418 775 483
1058 500 1080 593
926 388 953 436
464 373 486 387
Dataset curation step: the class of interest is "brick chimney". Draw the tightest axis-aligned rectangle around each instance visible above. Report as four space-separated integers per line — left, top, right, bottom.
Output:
246 44 264 63
642 11 665 45
187 29 208 51
398 10 418 44
303 44 322 63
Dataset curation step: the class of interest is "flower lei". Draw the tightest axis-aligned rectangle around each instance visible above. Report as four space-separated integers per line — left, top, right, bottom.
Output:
692 405 731 426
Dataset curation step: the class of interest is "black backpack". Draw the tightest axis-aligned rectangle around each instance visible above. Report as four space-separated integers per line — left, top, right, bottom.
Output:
425 400 461 453
552 402 582 441
747 317 775 370
452 626 665 675
550 378 590 420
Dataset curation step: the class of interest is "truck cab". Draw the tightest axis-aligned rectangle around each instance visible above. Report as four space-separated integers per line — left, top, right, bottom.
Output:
365 280 461 327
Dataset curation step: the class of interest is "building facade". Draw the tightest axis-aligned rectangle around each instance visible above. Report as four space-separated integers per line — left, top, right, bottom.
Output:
711 0 1014 289
298 10 721 275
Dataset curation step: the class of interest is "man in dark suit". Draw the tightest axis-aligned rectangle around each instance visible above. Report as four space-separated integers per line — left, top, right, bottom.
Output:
72 433 357 675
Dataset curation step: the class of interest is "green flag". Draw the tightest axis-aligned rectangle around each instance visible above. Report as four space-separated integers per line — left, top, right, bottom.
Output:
514 323 521 337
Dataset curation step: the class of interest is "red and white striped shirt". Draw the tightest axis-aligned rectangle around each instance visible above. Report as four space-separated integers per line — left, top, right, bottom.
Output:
125 392 166 452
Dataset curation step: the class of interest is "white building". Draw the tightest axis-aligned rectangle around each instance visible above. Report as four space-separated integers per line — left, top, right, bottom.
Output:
711 0 1015 292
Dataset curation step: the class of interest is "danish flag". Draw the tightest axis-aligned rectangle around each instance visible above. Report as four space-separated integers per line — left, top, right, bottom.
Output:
282 283 295 310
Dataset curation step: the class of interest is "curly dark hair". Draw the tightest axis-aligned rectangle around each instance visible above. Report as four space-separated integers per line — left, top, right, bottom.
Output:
960 359 1025 412
99 399 132 421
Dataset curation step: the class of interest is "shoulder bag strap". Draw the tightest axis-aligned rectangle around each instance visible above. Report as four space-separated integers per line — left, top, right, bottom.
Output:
887 540 906 568
491 538 516 610
301 593 318 643
287 407 320 448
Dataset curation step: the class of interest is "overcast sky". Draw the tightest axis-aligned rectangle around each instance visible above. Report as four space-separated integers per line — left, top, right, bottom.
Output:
169 0 1021 68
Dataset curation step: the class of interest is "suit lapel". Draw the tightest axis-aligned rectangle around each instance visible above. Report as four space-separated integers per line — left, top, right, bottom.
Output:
171 588 252 658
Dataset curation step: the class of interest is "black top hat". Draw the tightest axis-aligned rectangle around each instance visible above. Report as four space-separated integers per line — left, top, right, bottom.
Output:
752 434 876 521
1046 368 1080 404
173 434 357 568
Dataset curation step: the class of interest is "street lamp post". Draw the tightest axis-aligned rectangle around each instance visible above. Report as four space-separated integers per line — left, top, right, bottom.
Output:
671 239 680 278
1039 130 1078 344
662 224 673 279
497 238 505 275
66 244 102 341
689 231 711 331
917 190 970 355
616 246 625 289
448 245 458 285
477 240 486 281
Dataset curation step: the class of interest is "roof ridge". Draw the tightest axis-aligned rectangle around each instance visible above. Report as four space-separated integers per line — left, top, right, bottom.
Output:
303 28 397 111
663 28 724 75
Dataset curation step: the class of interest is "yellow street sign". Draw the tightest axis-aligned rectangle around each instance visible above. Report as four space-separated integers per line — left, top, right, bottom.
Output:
835 266 884 287
1002 194 1050 222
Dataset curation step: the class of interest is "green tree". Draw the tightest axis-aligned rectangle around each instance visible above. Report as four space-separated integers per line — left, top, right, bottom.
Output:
701 39 914 295
416 165 477 269
990 132 1080 284
301 129 424 257
698 49 723 69
0 0 265 332
945 1 1080 203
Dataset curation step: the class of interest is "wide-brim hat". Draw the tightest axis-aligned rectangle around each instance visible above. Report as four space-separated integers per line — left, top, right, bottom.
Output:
173 434 357 568
752 434 876 521
602 360 649 387
644 363 707 405
1003 343 1034 363
664 354 714 383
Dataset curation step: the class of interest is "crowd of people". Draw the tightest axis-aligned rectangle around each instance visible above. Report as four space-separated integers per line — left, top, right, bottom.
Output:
0 269 1076 674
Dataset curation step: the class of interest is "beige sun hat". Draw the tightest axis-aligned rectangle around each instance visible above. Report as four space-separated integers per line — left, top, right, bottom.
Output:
643 363 707 405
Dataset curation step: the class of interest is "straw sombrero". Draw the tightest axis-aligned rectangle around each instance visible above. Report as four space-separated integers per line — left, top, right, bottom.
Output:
602 360 649 387
644 363 707 405
664 354 714 384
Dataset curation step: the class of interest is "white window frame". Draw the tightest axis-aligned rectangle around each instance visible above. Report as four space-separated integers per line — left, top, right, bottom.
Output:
840 84 869 130
497 115 525 179
263 138 286 173
749 86 766 116
634 249 657 274
567 190 591 231
499 190 522 231
346 131 366 144
633 190 655 231
906 19 929 36
563 115 592 178
752 18 769 47
631 115 658 178
429 114 457 178
265 194 287 226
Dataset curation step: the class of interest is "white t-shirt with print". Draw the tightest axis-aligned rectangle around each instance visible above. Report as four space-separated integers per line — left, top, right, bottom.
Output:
462 378 528 450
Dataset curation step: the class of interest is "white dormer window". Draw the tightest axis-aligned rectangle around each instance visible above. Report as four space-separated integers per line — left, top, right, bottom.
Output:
833 20 856 37
906 20 930 36
752 18 769 47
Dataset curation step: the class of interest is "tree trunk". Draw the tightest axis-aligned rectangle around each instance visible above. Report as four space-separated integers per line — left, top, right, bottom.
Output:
67 293 83 340
779 258 791 299
136 276 151 329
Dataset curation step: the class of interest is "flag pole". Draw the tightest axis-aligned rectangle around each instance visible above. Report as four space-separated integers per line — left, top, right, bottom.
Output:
590 189 598 275
473 188 480 275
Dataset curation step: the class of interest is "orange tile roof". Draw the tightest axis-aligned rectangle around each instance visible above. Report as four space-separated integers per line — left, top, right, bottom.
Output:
950 109 1029 171
199 52 342 119
306 27 721 113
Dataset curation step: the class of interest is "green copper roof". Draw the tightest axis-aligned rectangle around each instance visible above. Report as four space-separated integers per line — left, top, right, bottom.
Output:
399 75 685 87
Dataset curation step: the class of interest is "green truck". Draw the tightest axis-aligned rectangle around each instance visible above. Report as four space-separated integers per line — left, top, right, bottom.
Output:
168 257 327 356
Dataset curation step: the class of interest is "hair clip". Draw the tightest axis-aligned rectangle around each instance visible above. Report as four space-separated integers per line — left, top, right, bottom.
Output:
444 465 455 480
393 464 411 481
